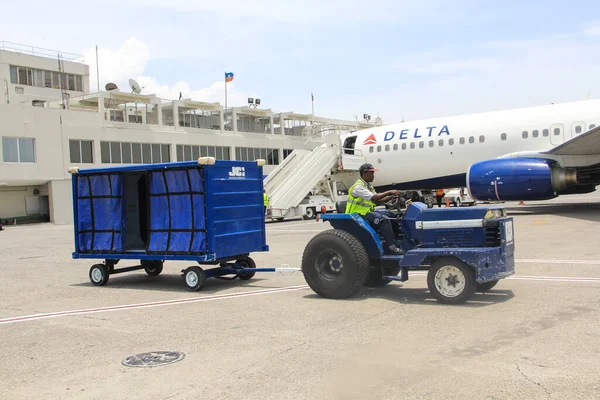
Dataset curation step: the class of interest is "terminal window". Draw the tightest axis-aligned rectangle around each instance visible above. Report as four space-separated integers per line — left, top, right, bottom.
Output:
176 145 231 161
69 140 93 163
100 141 170 164
283 149 294 159
235 147 279 165
9 65 82 91
2 137 36 163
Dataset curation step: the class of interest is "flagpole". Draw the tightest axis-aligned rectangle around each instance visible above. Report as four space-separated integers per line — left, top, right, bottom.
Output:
311 92 314 116
224 72 228 115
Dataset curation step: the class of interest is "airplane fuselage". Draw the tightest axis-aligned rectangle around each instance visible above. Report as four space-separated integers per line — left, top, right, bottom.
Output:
347 99 600 191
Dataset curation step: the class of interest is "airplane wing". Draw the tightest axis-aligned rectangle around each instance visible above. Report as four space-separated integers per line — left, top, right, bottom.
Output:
544 125 600 156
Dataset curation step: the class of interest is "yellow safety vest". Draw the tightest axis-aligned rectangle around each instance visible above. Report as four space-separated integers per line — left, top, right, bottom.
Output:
345 179 376 215
263 193 269 206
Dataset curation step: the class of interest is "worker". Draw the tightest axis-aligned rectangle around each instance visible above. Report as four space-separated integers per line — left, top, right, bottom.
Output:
263 190 269 215
435 188 445 207
346 163 402 254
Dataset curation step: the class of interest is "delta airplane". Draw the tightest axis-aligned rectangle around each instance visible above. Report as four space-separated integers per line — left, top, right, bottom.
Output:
341 98 600 202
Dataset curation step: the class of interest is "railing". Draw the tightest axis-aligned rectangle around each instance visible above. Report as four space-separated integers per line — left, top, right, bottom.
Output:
0 41 84 63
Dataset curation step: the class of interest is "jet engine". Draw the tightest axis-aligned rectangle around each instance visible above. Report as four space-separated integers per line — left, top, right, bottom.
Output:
467 158 578 201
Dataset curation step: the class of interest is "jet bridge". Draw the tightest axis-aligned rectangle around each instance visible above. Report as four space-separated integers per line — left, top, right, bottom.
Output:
264 134 366 219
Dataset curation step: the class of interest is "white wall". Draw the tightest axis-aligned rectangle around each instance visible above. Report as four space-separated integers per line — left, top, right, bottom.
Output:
48 179 72 224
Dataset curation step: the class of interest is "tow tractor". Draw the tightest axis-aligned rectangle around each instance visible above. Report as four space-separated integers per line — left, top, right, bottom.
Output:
301 199 515 304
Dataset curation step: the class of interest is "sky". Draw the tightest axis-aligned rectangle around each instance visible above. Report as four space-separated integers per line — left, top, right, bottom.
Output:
3 1 600 124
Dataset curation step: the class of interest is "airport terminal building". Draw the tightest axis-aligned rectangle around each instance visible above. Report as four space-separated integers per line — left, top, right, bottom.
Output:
0 42 377 225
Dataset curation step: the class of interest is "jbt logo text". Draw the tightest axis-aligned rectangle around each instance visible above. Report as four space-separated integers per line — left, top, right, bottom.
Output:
229 166 245 178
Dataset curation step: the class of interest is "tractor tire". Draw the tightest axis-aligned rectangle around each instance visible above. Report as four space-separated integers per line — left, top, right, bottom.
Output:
364 266 401 287
302 229 369 299
476 279 499 292
427 257 476 305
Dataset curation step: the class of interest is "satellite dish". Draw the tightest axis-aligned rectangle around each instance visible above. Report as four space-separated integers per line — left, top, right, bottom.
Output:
105 82 118 91
129 78 142 94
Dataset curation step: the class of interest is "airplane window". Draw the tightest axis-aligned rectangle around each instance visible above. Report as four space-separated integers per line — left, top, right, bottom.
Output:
369 146 374 153
576 126 582 134
554 128 560 135
479 135 485 143
501 133 507 140
385 144 390 151
522 131 528 138
591 124 596 129
469 136 474 144
402 143 407 150
449 138 454 145
460 137 465 145
377 145 382 152
410 142 415 149
429 140 434 147
533 130 539 138
439 139 444 146
419 142 424 148
393 144 398 151
543 129 549 136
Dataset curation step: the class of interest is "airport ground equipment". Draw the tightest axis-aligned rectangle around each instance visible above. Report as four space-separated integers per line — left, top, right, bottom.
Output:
69 158 290 291
264 134 364 221
301 201 515 304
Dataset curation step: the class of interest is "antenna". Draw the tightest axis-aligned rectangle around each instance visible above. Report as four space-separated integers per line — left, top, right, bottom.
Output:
129 78 142 94
105 82 118 91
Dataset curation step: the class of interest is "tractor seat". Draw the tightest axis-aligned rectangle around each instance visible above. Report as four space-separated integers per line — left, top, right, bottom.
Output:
335 201 347 214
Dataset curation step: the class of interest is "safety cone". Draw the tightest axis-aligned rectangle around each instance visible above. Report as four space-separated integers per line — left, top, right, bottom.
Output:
519 201 525 205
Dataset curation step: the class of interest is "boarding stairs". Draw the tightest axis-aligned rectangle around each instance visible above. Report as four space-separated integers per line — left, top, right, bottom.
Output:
264 134 366 218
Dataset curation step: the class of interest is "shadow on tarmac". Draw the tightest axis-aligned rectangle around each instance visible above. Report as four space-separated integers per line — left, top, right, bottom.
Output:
302 286 515 308
71 272 273 294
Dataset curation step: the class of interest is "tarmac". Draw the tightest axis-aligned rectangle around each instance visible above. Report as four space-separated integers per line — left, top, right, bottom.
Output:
1 193 600 399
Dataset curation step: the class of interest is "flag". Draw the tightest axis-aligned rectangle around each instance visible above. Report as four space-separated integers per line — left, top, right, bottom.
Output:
225 72 234 82
311 92 314 102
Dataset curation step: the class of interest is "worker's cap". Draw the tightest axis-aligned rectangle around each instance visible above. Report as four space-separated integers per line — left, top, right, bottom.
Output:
359 163 378 173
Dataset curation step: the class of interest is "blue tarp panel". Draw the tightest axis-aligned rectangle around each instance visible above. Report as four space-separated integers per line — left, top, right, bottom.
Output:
147 168 207 254
76 173 123 253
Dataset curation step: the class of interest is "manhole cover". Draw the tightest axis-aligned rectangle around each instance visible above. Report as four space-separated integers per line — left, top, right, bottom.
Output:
122 351 185 368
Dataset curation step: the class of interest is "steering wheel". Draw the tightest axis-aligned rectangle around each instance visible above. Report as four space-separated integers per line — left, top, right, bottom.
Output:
383 194 406 213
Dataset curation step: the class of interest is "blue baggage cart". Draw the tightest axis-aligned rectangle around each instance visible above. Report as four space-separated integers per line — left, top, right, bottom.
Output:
69 157 274 291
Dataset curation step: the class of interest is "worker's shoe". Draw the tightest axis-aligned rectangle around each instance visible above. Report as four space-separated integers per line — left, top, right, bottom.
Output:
388 244 403 254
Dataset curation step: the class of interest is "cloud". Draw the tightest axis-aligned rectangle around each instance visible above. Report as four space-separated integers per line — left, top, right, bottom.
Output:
84 38 149 92
83 38 256 107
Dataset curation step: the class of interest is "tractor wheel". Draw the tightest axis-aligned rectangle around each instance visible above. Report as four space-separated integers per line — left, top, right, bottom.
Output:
427 257 476 304
364 266 401 287
476 280 499 292
302 229 369 299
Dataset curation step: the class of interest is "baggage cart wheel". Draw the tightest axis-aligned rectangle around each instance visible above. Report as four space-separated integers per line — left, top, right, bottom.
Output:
236 256 256 280
183 266 206 291
427 257 476 305
302 229 369 299
142 260 164 276
476 279 499 292
89 264 109 286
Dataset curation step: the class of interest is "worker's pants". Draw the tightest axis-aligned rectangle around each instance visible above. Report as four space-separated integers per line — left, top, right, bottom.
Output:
363 211 396 247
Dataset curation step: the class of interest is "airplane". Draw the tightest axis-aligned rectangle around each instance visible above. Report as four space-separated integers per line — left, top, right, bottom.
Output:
341 98 600 202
